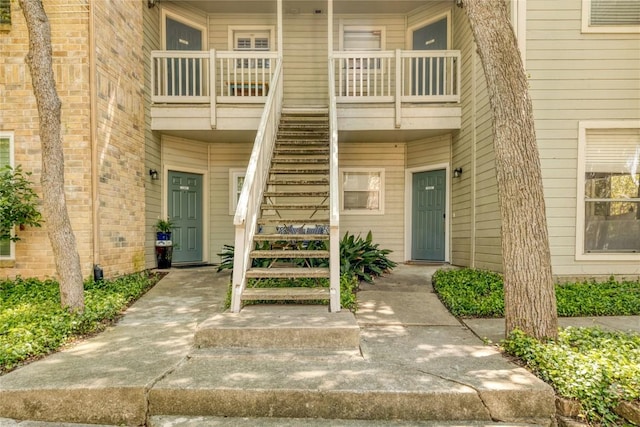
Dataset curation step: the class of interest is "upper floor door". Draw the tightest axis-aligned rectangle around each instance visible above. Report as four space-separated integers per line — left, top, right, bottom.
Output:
164 15 204 96
412 16 448 96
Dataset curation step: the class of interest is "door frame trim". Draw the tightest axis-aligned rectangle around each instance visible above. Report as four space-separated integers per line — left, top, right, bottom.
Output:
163 165 210 264
405 10 452 50
404 163 450 263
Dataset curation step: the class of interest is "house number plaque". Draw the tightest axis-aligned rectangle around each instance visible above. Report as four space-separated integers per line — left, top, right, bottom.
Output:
425 186 435 190
180 186 190 190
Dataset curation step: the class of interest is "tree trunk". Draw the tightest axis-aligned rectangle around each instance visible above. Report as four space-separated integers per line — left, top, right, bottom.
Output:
19 0 84 314
463 0 557 340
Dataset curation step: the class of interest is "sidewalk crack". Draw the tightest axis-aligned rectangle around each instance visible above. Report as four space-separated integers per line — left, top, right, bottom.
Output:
415 367 498 422
144 355 191 425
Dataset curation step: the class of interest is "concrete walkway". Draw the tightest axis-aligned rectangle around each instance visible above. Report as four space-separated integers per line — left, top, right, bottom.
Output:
0 264 635 426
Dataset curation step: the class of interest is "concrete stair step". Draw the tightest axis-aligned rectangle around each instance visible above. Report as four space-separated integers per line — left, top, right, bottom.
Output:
245 267 330 278
276 138 329 148
148 416 548 427
262 204 329 210
279 123 329 129
264 191 329 197
254 233 329 241
269 168 329 174
274 147 329 154
194 306 357 350
272 158 329 164
148 339 552 422
268 179 328 185
257 218 329 225
250 250 329 258
240 286 330 300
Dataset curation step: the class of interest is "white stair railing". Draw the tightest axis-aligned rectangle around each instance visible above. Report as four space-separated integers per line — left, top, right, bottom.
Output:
328 58 341 313
230 59 284 313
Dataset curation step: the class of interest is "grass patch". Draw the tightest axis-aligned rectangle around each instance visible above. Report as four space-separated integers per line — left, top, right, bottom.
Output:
432 268 640 318
1 271 163 373
503 327 640 425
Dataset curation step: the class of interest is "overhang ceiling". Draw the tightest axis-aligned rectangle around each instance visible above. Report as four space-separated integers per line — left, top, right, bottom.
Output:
173 0 440 15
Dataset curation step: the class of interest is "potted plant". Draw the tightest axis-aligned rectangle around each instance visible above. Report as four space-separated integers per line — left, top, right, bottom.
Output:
155 218 173 241
155 218 174 269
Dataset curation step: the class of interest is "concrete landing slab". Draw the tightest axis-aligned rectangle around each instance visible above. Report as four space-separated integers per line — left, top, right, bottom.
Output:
357 291 460 326
148 415 546 427
195 305 360 350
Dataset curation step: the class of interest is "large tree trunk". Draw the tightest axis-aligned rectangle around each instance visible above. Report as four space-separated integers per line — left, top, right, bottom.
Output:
463 0 557 340
19 0 84 314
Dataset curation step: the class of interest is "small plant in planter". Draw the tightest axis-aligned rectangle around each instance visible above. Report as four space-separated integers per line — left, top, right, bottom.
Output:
155 218 174 241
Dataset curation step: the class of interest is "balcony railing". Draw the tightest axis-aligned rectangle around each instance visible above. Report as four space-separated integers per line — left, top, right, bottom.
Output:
151 50 279 104
151 49 460 106
331 49 460 103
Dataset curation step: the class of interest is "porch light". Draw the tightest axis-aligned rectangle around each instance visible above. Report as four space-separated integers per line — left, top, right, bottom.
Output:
456 0 463 7
453 168 463 178
149 169 159 180
148 0 159 8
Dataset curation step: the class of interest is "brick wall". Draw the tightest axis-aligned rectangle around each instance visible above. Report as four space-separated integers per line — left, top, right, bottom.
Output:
0 0 146 279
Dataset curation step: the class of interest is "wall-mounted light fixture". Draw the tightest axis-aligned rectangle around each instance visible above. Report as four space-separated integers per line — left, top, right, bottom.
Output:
453 167 463 178
149 169 159 180
148 0 159 8
456 0 463 8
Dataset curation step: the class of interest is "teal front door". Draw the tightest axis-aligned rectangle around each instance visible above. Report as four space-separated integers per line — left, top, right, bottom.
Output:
168 171 203 264
412 170 446 261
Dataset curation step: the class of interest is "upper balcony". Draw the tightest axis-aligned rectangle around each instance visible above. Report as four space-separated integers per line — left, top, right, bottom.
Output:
150 49 461 138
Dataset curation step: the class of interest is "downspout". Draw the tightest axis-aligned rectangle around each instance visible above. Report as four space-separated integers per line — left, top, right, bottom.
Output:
470 43 477 268
89 0 100 269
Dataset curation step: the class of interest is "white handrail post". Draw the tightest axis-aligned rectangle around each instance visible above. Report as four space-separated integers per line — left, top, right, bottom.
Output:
395 49 402 129
328 57 341 313
210 49 217 129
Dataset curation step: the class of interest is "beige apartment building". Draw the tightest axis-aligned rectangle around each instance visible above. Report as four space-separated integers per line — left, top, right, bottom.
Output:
1 1 638 301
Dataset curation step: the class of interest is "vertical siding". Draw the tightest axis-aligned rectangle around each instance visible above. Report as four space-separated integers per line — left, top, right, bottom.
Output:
527 0 640 276
339 142 405 262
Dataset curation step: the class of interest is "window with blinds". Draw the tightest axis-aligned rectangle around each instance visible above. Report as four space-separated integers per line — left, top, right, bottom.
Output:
0 133 13 258
590 0 640 26
233 31 270 68
583 128 640 253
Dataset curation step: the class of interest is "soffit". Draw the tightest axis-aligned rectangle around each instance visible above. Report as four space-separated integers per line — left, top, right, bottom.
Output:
173 0 438 15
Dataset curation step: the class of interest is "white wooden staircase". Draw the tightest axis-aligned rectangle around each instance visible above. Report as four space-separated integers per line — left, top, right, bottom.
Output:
236 108 339 309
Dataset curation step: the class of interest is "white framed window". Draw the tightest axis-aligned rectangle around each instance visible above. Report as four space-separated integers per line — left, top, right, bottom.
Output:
229 169 246 215
340 168 385 214
576 122 640 260
228 26 274 69
340 25 385 69
0 132 15 259
582 0 640 33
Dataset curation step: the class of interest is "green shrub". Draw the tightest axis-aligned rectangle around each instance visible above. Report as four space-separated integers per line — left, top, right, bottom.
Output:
432 268 504 317
503 327 640 425
0 165 42 242
432 268 640 318
0 272 161 373
339 231 397 283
